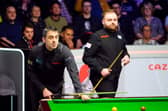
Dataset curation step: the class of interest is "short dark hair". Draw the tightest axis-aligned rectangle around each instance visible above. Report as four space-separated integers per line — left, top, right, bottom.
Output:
110 1 121 9
23 23 34 32
142 24 152 32
61 25 73 32
50 1 61 9
5 5 16 13
81 0 91 7
43 27 58 37
30 5 40 13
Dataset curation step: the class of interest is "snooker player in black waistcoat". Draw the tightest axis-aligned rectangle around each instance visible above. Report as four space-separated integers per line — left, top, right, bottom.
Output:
28 27 90 111
83 9 130 98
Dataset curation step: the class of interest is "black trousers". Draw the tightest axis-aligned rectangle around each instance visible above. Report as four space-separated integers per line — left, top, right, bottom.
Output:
91 74 120 98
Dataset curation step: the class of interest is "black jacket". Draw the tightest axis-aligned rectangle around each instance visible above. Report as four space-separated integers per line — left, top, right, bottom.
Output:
28 43 82 93
73 15 102 44
83 28 129 80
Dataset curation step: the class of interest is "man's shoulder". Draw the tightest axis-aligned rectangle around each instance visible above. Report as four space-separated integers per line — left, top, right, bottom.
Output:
15 38 27 48
44 16 51 20
93 29 109 37
94 29 106 34
135 17 144 22
133 39 143 45
88 29 106 41
152 17 162 22
58 43 70 52
60 16 66 21
57 43 72 58
44 16 52 23
31 43 43 53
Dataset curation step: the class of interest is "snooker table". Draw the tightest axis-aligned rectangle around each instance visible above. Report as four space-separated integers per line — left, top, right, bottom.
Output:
40 97 168 111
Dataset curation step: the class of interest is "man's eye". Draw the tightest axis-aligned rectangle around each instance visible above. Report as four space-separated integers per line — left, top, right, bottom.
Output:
113 19 117 21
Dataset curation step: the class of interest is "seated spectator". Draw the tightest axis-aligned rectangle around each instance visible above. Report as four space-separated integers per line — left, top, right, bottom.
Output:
0 5 23 47
111 1 134 44
15 22 34 111
32 0 53 19
26 5 46 45
165 15 168 45
134 25 158 45
134 2 164 43
16 0 34 20
60 25 74 49
15 23 34 49
120 0 139 20
73 0 102 48
0 14 2 23
149 0 168 23
44 1 67 32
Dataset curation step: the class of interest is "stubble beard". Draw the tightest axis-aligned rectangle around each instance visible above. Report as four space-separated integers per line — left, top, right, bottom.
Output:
106 24 118 31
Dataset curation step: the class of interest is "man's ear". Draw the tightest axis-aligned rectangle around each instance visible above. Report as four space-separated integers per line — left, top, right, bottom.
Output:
42 37 45 43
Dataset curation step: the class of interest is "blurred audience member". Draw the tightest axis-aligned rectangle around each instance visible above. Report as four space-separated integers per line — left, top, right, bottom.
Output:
33 0 65 19
15 23 34 49
73 0 102 48
0 15 2 23
60 25 74 49
134 24 158 45
148 0 168 23
0 8 3 23
0 5 23 47
26 5 45 45
111 1 134 44
44 1 67 32
165 15 168 44
15 22 35 111
17 0 34 20
120 0 139 20
134 2 164 43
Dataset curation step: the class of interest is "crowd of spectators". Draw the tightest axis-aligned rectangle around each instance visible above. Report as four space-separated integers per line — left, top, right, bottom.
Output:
0 1 167 111
0 0 168 49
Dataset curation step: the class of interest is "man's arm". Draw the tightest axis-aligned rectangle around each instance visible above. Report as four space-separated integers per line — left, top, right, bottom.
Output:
62 46 83 93
0 37 15 47
82 34 103 73
134 18 143 39
121 43 130 66
152 18 164 40
28 50 46 93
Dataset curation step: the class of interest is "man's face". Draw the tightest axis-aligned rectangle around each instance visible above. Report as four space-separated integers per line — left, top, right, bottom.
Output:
31 6 41 18
51 3 61 16
43 30 59 51
24 27 34 41
102 12 118 31
6 6 16 21
143 26 151 39
61 29 74 40
82 2 92 14
112 4 121 16
144 5 152 17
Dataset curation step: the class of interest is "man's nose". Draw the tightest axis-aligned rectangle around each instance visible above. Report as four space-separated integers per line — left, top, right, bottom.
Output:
53 38 57 42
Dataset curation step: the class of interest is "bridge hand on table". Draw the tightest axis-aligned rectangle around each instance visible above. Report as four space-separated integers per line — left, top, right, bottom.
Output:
80 94 90 100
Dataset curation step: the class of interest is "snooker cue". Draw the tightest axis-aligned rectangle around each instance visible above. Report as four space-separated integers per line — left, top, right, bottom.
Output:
92 50 124 92
52 91 127 97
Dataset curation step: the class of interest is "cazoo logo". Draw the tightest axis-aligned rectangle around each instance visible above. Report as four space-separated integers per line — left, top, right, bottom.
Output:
148 64 168 71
